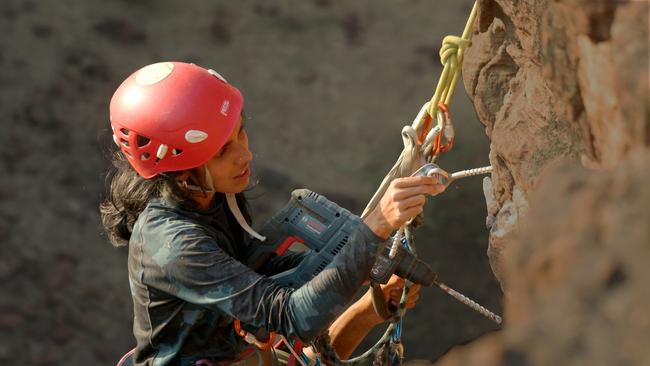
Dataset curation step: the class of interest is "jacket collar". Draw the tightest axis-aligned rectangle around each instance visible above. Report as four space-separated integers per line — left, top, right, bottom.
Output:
149 194 226 224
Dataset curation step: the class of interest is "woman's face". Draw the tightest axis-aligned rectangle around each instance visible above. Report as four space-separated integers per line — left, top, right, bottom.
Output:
204 116 252 193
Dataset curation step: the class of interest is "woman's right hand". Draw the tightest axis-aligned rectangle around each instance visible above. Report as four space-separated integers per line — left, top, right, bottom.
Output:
363 176 445 239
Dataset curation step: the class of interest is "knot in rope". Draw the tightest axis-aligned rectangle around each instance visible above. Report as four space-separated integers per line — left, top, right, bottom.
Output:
439 36 472 65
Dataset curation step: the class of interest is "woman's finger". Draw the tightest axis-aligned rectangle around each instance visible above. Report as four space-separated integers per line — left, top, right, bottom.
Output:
409 285 421 295
402 285 421 308
392 184 441 201
396 206 424 223
385 275 404 287
392 176 437 188
397 194 427 210
405 293 420 308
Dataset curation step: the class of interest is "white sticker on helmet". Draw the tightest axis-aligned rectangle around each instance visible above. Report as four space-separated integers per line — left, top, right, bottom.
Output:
185 130 209 143
207 69 227 82
136 62 175 86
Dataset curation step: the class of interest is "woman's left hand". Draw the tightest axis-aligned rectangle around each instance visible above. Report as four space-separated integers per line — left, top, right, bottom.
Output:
360 275 421 326
314 275 422 360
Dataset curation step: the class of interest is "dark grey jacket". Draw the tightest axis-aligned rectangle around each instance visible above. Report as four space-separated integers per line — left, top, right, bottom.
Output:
128 195 385 365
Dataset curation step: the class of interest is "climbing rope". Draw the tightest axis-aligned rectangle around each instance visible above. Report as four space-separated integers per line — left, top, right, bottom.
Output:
360 2 479 219
310 2 502 365
421 1 478 128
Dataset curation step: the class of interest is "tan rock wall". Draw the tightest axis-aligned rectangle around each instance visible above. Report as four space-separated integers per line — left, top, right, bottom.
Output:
463 0 648 288
432 0 649 365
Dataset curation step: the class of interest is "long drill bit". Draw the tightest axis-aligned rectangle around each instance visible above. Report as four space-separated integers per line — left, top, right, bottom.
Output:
435 280 502 325
449 165 493 181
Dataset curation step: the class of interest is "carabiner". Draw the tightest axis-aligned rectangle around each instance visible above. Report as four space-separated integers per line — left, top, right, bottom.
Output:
233 320 276 350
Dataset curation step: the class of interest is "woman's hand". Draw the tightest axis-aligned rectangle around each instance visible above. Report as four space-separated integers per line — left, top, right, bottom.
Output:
360 275 421 326
364 176 446 239
314 275 421 359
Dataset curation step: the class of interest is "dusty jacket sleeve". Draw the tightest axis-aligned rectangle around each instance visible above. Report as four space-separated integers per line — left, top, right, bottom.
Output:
154 222 385 342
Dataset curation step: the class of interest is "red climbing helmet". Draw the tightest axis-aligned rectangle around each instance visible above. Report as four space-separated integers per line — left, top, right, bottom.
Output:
109 61 243 178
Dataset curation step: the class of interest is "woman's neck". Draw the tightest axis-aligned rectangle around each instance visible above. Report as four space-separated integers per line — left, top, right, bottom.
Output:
194 192 216 210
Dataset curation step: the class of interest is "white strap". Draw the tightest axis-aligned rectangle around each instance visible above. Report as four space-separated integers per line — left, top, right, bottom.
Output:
226 193 266 242
280 335 309 366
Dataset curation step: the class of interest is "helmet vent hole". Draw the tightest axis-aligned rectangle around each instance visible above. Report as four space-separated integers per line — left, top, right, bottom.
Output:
120 139 130 147
120 128 130 136
140 152 150 161
172 149 183 156
137 135 150 147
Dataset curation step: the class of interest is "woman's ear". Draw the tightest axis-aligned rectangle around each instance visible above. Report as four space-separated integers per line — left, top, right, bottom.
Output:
175 166 213 197
188 166 207 188
175 170 192 183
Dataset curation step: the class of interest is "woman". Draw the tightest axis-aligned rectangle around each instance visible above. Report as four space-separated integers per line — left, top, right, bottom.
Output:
101 62 445 366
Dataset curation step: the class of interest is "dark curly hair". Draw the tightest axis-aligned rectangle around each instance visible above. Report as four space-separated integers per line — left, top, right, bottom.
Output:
99 150 250 247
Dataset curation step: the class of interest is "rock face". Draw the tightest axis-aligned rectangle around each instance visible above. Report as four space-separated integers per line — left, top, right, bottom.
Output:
504 150 650 366
463 0 648 288
431 0 649 365
435 151 650 366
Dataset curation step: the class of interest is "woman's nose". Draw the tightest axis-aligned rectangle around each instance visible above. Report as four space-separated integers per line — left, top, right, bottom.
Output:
235 145 253 164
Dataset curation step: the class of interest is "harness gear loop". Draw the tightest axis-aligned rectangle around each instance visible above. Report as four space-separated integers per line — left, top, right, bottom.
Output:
233 320 276 350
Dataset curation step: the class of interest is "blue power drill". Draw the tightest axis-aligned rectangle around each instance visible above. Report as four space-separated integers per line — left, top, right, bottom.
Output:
248 189 437 288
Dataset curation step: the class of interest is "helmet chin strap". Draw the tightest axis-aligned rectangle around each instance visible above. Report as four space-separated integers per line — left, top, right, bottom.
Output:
225 193 266 242
179 166 216 193
203 165 266 242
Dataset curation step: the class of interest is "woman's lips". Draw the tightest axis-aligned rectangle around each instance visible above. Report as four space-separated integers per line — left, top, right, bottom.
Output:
233 168 249 180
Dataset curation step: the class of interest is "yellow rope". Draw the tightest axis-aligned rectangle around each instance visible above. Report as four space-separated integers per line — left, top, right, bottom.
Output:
426 1 478 118
359 6 483 347
364 2 480 218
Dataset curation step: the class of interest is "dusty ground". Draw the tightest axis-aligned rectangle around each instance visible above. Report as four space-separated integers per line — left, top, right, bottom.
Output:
0 0 501 364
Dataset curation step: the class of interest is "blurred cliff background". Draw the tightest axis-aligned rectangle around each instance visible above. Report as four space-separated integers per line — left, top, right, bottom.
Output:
4 1 647 365
0 0 501 364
